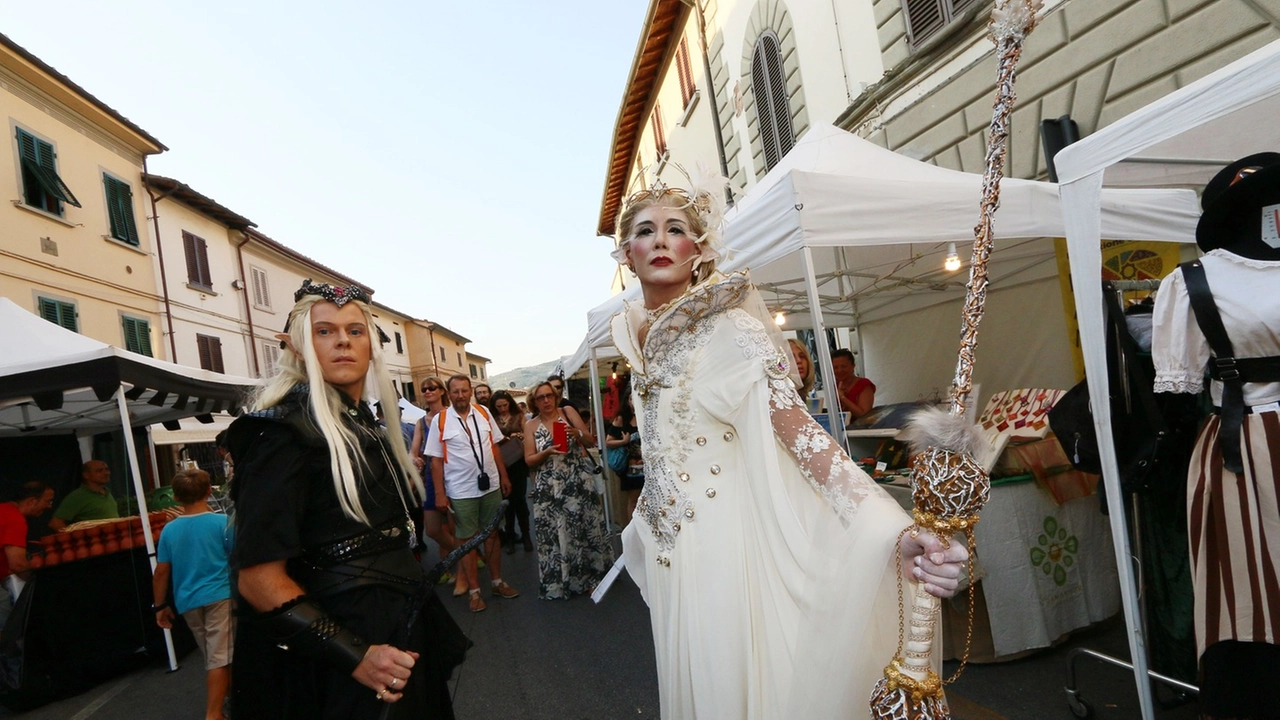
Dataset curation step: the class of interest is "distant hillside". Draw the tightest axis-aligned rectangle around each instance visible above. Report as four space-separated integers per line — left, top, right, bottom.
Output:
489 358 564 392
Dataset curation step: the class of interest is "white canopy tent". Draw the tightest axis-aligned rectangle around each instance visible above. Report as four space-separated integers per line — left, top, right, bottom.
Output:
566 124 1199 442
1056 38 1280 720
0 297 257 670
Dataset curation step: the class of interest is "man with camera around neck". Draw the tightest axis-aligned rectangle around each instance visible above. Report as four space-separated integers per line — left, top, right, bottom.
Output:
424 375 518 613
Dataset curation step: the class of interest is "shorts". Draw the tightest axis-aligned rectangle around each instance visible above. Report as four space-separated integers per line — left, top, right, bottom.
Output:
182 598 235 669
451 490 503 539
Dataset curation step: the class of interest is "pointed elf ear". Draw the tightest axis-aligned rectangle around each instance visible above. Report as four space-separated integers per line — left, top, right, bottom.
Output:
276 333 297 353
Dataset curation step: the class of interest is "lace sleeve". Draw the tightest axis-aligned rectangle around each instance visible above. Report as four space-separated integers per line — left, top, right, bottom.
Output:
729 310 878 523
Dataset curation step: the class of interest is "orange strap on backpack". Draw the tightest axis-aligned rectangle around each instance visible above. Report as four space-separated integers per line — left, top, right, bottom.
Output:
437 405 503 468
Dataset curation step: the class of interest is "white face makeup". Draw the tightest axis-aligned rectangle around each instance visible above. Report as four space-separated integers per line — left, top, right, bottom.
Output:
625 205 705 305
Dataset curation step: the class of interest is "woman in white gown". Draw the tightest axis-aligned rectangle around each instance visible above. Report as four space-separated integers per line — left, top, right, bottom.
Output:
610 178 968 719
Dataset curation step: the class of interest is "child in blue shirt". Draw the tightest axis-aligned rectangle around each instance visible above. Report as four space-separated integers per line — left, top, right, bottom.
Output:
153 469 234 720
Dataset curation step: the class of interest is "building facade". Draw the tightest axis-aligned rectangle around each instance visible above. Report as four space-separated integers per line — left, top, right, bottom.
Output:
0 34 167 357
600 0 1274 257
1 34 495 408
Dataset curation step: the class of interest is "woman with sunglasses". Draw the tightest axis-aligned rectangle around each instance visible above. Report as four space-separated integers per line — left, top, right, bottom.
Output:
523 382 613 600
410 377 461 595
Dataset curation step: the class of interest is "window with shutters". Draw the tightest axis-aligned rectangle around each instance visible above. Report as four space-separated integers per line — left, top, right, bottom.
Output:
394 331 404 354
470 363 478 378
262 341 281 377
121 316 153 356
676 39 696 109
402 381 416 402
901 0 984 50
439 345 446 362
751 30 795 172
651 103 668 161
457 351 463 366
102 174 140 246
249 266 272 311
15 128 80 215
197 334 225 374
37 297 77 332
182 231 213 289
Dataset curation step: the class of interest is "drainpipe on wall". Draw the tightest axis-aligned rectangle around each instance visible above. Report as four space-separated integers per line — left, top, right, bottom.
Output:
234 232 262 377
683 0 734 208
142 159 179 361
427 325 441 378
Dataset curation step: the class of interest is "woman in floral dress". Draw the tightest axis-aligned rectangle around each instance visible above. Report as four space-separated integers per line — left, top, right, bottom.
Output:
523 381 613 600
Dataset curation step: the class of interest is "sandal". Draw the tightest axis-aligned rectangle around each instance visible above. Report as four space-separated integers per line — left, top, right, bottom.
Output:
468 590 486 613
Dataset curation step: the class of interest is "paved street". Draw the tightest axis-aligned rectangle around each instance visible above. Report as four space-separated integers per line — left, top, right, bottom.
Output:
0 532 1200 720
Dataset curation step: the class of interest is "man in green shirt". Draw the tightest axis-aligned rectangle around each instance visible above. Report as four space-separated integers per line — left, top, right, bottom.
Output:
49 460 118 531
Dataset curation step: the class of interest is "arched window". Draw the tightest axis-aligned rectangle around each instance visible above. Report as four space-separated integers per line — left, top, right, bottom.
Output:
751 30 795 170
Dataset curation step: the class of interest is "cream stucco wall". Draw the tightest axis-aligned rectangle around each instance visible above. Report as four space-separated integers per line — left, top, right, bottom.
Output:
0 61 162 355
151 199 253 375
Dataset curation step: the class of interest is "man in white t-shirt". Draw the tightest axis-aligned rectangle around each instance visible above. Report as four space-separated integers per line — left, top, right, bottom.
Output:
424 375 518 613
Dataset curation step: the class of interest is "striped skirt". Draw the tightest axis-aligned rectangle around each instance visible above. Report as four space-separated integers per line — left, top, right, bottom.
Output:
1187 411 1280 655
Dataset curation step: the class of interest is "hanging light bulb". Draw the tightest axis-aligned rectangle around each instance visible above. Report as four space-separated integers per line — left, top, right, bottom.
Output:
944 242 962 272
611 362 618 380
774 310 787 326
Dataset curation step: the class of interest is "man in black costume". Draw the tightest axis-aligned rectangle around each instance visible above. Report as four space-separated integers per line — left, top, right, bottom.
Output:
228 280 462 719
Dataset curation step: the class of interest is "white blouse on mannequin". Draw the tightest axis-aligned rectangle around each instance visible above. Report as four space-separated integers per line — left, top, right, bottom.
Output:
1152 249 1280 405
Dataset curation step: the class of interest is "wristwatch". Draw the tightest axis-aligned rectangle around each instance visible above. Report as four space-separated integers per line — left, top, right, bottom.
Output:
151 601 170 611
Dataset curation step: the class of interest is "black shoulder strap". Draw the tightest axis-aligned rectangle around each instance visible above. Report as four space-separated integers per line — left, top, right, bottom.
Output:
1178 261 1245 473
1180 261 1237 365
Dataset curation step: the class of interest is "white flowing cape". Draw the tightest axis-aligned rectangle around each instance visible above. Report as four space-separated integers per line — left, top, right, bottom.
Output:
612 271 928 719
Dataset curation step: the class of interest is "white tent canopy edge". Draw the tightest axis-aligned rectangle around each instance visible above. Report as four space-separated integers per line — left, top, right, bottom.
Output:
1056 38 1280 720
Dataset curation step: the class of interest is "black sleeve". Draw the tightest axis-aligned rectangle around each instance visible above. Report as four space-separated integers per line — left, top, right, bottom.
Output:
231 423 314 569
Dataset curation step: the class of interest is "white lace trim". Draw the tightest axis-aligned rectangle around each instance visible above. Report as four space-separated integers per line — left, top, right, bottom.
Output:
1154 372 1203 395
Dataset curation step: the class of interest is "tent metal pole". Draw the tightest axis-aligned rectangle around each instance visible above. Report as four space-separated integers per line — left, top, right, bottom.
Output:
801 247 849 453
588 350 614 532
1061 176 1155 719
145 427 161 491
116 386 178 672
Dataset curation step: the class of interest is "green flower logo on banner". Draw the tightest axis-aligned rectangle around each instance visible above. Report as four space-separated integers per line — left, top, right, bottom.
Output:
1030 515 1078 586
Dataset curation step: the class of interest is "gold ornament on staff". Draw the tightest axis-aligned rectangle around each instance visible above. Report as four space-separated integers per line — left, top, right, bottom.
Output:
868 0 1041 718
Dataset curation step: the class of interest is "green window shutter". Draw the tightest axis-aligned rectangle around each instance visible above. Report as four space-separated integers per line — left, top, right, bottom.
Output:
38 298 77 332
15 129 80 210
122 317 153 356
104 176 140 245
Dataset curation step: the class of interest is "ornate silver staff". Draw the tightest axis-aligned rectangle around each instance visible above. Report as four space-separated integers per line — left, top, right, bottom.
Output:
868 0 1041 717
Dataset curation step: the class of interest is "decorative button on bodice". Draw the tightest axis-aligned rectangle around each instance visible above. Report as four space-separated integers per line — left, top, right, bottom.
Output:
710 464 721 475
723 431 735 442
705 488 717 498
696 436 707 446
678 472 690 482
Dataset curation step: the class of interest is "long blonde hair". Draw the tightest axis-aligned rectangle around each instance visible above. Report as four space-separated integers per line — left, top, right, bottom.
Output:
788 338 816 397
253 294 422 525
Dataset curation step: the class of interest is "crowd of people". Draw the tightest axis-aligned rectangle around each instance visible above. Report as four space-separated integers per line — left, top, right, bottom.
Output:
14 152 1278 720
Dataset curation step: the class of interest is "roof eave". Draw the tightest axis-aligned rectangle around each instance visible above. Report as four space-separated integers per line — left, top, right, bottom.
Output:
595 0 688 238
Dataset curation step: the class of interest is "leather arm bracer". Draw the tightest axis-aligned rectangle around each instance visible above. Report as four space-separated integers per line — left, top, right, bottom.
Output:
259 596 369 675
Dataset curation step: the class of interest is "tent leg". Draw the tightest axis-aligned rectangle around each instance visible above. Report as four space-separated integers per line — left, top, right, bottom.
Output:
1061 176 1155 719
588 350 614 533
145 427 161 491
801 247 849 453
116 386 178 673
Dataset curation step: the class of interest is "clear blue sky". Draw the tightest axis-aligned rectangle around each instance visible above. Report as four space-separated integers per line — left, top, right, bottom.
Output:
7 1 648 374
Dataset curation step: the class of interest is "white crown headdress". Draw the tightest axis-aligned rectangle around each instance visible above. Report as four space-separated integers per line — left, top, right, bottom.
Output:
611 162 732 265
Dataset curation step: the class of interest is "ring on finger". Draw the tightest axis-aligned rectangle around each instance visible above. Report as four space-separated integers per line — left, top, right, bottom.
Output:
376 689 386 701
390 677 399 688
